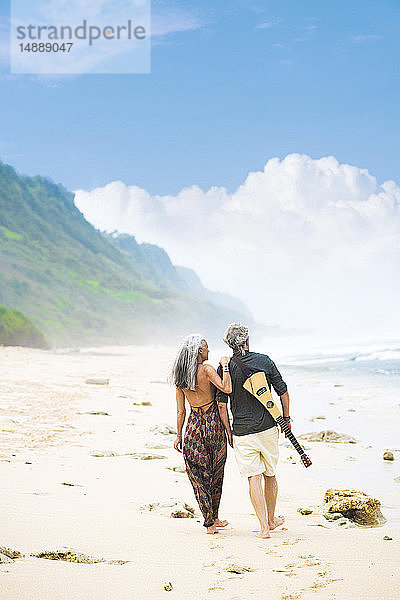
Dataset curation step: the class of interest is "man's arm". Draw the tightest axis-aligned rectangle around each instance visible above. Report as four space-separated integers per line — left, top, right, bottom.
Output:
174 388 186 452
280 390 292 434
280 390 290 418
268 358 288 397
268 358 292 433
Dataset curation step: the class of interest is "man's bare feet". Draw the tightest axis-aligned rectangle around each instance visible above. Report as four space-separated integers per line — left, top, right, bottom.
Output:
256 528 271 539
269 515 285 530
206 524 218 534
214 518 229 528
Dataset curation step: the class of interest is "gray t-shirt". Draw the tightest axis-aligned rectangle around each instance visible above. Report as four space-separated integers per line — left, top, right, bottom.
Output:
216 350 287 436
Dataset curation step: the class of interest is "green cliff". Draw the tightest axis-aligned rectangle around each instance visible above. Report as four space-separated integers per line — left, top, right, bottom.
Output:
0 160 250 346
0 305 47 348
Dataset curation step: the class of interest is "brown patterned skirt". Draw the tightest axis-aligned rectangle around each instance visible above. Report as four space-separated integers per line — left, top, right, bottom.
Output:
183 401 227 527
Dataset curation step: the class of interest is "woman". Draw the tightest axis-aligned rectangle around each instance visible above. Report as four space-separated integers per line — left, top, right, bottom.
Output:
170 334 233 534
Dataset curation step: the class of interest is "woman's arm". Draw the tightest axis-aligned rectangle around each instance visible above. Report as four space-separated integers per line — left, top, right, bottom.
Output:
174 388 186 452
203 358 232 394
218 402 233 447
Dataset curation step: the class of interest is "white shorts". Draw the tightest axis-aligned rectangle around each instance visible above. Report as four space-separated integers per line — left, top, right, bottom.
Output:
233 426 279 478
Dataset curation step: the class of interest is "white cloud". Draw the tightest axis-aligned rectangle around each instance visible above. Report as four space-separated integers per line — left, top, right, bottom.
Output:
74 154 400 336
152 8 203 37
255 19 280 30
350 34 381 44
294 23 318 43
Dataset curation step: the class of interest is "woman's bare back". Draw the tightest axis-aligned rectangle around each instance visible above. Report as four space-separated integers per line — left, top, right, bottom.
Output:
183 364 216 411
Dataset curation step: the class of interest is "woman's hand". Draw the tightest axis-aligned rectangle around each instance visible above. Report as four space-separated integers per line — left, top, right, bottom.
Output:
227 431 233 448
219 356 230 366
174 435 183 452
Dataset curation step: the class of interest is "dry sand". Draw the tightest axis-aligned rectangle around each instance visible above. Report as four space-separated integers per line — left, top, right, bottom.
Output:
0 345 399 600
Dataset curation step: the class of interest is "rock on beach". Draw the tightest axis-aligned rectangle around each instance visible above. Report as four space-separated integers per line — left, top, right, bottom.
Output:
0 547 23 559
141 498 196 519
298 430 356 443
150 424 177 435
31 549 106 563
91 450 166 460
323 489 385 526
383 451 394 461
85 378 109 385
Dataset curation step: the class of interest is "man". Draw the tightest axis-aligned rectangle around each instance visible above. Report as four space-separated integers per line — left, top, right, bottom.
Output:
216 322 291 539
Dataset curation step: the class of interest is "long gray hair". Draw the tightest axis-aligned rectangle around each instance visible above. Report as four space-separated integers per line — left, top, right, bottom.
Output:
170 334 207 391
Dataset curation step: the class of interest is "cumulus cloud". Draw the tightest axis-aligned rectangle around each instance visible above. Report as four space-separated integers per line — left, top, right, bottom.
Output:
74 154 400 336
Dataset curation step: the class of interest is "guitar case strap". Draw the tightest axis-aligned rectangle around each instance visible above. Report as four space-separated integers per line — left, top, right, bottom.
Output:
231 355 259 381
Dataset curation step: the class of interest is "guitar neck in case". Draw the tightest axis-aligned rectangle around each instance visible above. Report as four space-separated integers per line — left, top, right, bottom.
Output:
243 371 312 469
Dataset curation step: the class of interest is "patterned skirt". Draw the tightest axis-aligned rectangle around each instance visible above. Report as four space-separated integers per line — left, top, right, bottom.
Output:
183 401 227 527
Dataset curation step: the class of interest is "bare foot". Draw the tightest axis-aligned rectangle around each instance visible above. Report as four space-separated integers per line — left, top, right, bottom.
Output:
206 525 218 534
214 518 229 528
256 528 271 539
269 515 285 530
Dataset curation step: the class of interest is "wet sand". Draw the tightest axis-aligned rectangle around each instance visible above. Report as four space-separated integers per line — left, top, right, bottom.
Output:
0 345 399 600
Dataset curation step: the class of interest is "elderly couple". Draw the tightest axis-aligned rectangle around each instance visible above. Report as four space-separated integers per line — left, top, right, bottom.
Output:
170 322 291 538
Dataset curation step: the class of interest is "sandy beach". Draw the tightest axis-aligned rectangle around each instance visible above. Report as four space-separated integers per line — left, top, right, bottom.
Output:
0 345 399 600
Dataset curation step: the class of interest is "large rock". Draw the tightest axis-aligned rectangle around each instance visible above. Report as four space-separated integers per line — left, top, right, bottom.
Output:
323 489 386 526
298 430 356 443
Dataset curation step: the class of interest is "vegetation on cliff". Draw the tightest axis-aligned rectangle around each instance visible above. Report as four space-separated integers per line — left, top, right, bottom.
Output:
0 160 250 346
0 305 48 348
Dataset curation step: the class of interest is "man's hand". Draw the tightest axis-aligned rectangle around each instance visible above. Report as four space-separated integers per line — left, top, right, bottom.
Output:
219 356 230 366
280 419 292 438
174 435 183 452
227 431 233 448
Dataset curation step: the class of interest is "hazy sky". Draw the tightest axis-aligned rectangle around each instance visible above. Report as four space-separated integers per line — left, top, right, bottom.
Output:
1 1 399 337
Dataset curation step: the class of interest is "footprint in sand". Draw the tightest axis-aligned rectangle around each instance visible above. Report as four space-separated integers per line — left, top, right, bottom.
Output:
273 568 297 577
301 563 343 592
298 554 322 567
282 538 303 546
309 579 329 590
312 572 343 589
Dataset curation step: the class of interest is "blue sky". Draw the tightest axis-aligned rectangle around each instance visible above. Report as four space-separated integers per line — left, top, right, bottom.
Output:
0 0 399 194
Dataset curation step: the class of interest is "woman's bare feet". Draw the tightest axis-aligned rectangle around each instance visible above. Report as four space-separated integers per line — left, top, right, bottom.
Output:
269 515 285 530
214 518 229 528
256 528 271 539
206 524 218 534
